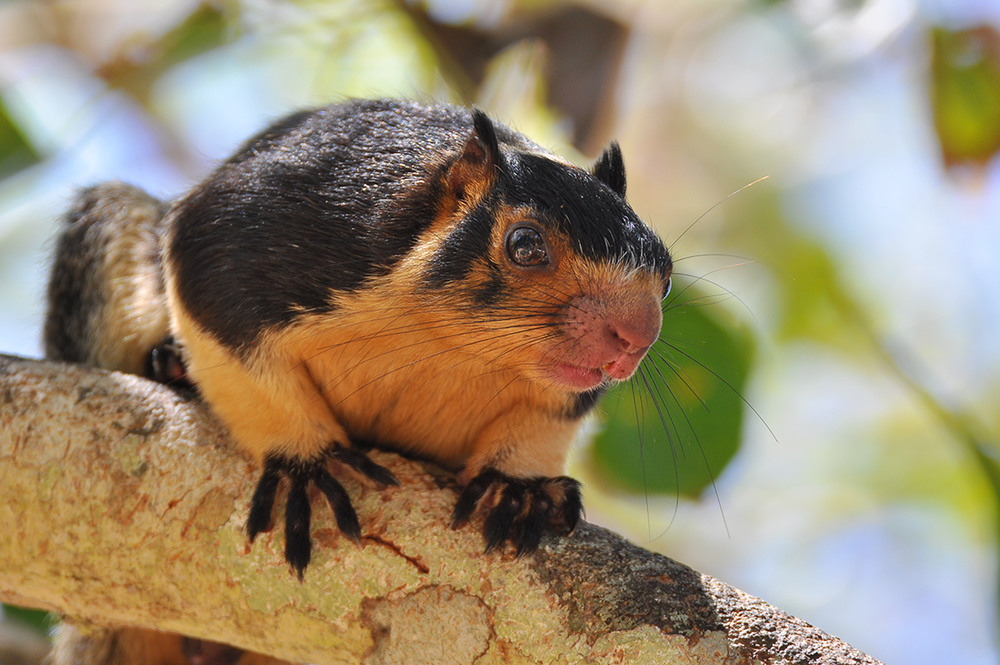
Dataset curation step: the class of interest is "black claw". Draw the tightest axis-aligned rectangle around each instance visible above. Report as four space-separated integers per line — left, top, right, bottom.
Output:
331 447 399 487
512 516 544 557
284 468 312 580
145 335 194 391
450 469 501 528
247 457 284 542
312 467 361 545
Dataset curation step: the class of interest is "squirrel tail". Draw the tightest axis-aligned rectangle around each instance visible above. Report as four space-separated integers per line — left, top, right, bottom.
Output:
43 182 170 376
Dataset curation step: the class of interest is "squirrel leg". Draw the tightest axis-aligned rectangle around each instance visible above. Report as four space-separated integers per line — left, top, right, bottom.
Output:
450 416 584 555
169 308 402 576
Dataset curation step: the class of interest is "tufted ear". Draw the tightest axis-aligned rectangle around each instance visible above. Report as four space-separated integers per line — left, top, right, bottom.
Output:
592 141 626 198
446 109 502 204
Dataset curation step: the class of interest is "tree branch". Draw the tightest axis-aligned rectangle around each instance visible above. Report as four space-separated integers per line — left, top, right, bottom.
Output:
0 354 882 664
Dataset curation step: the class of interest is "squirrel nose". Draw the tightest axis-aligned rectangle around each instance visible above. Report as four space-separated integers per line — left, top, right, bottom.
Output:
607 306 661 355
600 306 661 381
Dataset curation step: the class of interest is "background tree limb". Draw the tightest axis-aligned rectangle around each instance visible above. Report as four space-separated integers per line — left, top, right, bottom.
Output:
0 354 883 664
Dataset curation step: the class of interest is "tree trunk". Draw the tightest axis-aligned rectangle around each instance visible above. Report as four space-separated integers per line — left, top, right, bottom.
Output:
0 354 883 665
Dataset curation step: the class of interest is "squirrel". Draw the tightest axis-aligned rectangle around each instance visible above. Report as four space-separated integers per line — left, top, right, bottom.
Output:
42 98 673 664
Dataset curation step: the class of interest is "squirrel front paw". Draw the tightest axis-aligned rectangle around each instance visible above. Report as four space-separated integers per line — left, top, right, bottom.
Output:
450 470 583 555
246 445 398 579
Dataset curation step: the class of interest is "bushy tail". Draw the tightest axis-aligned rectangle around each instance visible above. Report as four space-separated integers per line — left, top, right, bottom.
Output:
43 182 170 377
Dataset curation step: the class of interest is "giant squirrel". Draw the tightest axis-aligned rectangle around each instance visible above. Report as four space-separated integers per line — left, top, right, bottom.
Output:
43 98 673 664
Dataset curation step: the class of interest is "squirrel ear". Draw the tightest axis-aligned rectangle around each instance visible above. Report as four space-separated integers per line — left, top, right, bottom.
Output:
592 142 626 198
469 109 501 167
446 109 501 202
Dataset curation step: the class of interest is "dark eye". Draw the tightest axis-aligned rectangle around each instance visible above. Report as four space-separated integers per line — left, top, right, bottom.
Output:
505 225 549 267
662 276 672 300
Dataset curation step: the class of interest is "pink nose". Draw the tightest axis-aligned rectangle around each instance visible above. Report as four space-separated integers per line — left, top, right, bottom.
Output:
608 313 659 355
600 305 662 380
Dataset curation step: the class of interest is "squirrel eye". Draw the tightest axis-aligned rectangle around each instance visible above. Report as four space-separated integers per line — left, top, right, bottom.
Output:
505 226 549 267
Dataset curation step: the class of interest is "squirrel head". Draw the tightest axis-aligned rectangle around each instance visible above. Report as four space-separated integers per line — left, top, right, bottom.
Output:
423 111 673 394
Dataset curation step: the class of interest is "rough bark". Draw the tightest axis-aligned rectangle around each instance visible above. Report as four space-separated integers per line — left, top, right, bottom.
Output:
0 354 883 665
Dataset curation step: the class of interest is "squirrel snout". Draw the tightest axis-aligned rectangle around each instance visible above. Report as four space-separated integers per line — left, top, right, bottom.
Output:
563 293 663 383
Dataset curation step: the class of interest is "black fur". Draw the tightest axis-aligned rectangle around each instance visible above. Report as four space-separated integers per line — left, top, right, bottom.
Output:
507 486 548 554
331 446 400 487
225 108 317 163
567 386 608 419
483 484 523 553
449 469 501 529
284 466 313 579
469 109 502 173
471 267 505 307
312 465 362 544
246 456 283 542
423 201 498 290
505 153 671 276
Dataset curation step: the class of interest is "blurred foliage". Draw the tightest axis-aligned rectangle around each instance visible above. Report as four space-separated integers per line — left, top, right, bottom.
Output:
718 186 868 350
398 1 628 153
931 25 1000 170
0 605 50 633
0 96 39 178
96 3 231 104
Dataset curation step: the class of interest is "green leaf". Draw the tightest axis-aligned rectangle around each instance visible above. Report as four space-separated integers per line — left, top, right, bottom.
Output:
930 25 1000 169
590 295 754 498
0 97 40 178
